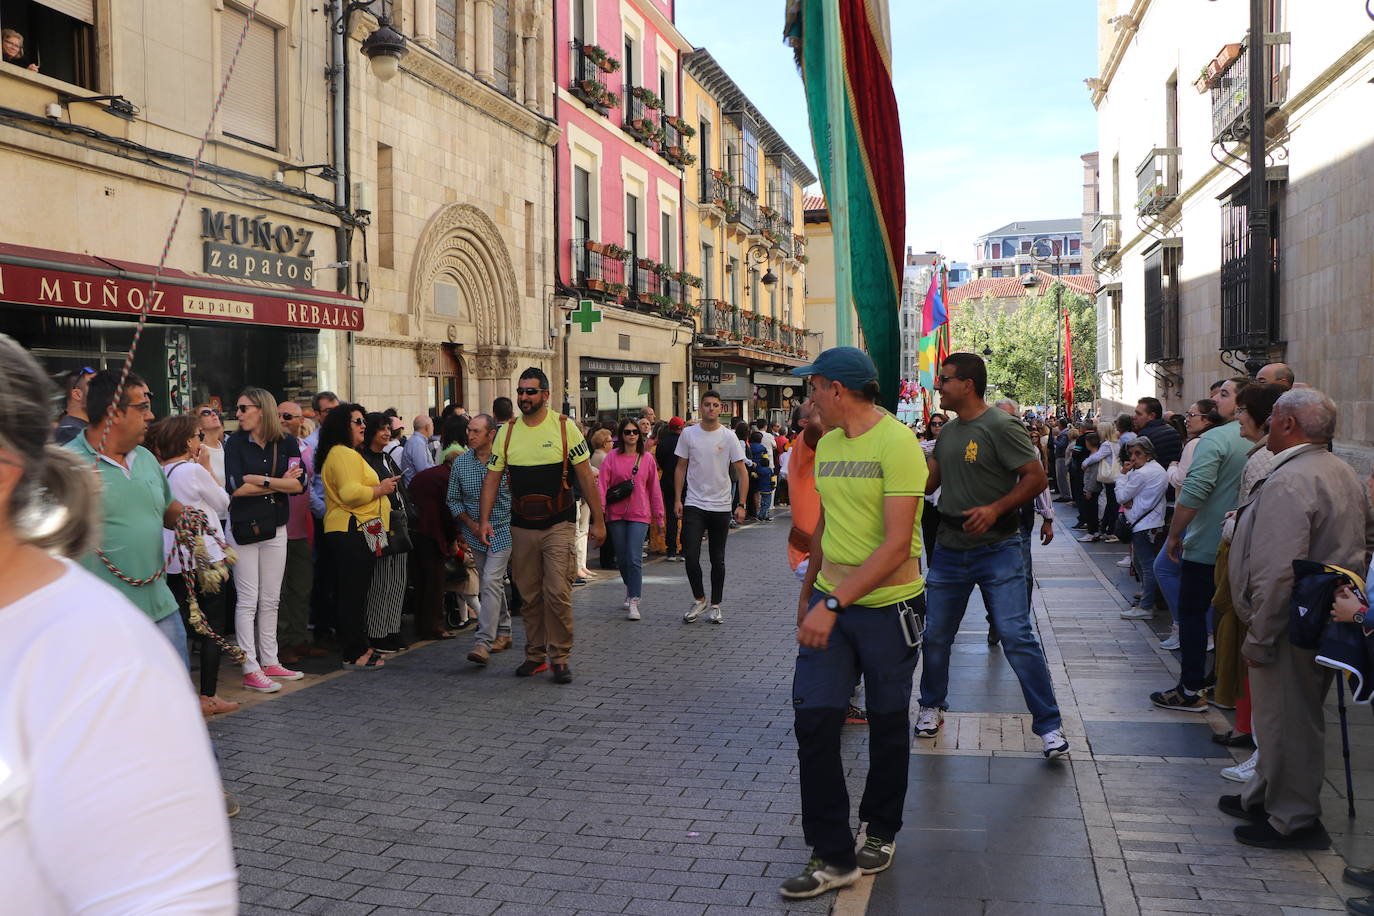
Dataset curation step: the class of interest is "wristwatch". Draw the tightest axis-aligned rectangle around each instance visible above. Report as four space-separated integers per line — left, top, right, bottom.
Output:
823 595 845 614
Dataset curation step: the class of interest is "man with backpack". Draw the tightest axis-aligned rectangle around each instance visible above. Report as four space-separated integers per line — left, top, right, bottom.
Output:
480 368 604 684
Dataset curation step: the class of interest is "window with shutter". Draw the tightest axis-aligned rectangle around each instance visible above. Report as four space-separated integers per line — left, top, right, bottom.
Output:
219 7 278 149
33 0 94 24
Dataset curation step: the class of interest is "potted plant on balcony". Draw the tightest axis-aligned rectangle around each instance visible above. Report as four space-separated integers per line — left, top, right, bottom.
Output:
759 205 777 221
585 277 607 291
602 243 629 261
630 86 663 110
795 254 809 265
721 198 738 218
580 43 621 74
605 282 628 301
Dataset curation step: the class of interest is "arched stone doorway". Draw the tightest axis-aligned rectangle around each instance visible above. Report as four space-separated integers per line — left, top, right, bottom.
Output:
408 203 525 409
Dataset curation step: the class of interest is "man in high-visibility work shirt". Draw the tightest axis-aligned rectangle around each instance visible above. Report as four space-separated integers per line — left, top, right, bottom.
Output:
780 347 927 901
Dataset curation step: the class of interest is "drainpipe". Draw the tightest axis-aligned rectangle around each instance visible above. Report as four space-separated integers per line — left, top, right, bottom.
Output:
328 2 356 397
1245 0 1270 364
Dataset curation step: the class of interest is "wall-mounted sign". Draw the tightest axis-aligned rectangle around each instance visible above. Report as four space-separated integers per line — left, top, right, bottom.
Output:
201 208 316 288
581 357 659 376
692 360 721 384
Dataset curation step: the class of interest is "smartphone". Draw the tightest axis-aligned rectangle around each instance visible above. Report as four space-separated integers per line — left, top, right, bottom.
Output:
287 457 301 471
897 601 924 649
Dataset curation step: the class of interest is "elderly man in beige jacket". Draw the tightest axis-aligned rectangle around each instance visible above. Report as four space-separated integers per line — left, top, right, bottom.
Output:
1223 388 1374 850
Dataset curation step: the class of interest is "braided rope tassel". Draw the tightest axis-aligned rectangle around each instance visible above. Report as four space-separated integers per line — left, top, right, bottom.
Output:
169 507 246 664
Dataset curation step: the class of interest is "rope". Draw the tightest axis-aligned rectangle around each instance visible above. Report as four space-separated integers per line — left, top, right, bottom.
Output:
168 507 246 664
92 1 262 584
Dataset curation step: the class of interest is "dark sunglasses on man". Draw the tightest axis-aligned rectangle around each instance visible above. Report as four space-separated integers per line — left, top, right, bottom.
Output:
515 386 544 396
199 408 219 418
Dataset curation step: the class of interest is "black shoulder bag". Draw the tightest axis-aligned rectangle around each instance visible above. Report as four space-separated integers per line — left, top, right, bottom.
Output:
381 451 414 556
1116 477 1166 544
230 442 279 545
604 453 642 505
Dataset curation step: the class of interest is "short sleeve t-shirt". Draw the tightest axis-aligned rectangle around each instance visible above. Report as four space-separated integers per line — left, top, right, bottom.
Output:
488 411 589 528
932 407 1039 550
674 424 746 512
814 414 927 606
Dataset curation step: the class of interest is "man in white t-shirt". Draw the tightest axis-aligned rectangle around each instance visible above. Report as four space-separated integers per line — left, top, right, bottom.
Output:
674 390 749 623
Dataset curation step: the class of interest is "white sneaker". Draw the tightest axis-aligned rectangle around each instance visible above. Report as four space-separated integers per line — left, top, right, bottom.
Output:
1160 625 1181 650
1221 749 1258 783
1077 533 1101 542
626 598 641 621
708 605 724 624
683 598 708 623
1042 729 1070 760
1120 607 1154 619
622 594 631 610
914 705 943 738
1116 556 1134 568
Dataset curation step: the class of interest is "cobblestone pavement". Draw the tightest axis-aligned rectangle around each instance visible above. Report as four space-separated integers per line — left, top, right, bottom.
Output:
216 511 1364 915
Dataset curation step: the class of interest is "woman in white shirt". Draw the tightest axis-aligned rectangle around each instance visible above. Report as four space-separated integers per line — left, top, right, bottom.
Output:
1116 438 1170 621
0 335 237 914
149 414 241 717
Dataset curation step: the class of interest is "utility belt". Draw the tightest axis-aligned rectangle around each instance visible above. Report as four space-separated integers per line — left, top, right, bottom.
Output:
820 555 923 592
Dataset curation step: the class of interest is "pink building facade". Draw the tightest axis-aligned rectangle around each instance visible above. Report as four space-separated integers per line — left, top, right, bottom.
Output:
554 0 695 424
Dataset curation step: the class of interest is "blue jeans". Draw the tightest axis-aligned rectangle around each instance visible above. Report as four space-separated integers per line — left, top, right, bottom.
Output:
794 591 923 868
1132 528 1164 611
154 610 190 669
758 492 774 520
1153 548 1183 623
919 536 1062 735
608 520 649 598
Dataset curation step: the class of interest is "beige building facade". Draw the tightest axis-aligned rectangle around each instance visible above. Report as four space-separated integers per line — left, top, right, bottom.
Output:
1092 0 1374 463
0 0 555 424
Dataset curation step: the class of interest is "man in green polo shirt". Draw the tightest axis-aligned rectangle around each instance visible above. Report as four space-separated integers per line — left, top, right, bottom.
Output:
66 370 188 664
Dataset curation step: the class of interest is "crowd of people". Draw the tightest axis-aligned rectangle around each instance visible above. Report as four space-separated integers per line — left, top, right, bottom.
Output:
10 328 1374 910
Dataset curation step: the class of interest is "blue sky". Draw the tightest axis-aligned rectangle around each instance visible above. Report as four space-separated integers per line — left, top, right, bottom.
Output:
675 0 1099 263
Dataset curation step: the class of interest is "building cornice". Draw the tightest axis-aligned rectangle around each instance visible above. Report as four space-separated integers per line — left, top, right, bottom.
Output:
633 1 694 54
1091 0 1152 109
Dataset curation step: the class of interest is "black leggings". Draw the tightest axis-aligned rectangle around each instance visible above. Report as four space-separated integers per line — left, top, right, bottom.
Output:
325 529 377 662
681 506 731 605
169 573 227 697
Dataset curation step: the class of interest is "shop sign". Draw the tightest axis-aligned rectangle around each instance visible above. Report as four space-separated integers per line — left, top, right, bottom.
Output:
201 208 316 289
714 363 751 399
692 360 721 384
581 357 660 376
753 371 796 387
0 260 364 331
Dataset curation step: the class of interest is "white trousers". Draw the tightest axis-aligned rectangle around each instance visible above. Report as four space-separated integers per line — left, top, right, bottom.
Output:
230 527 288 673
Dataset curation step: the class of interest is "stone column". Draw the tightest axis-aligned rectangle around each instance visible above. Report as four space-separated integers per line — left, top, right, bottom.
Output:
474 0 494 81
414 0 436 49
522 35 538 109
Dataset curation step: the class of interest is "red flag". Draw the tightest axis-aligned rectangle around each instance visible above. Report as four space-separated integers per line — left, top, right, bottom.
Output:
1062 308 1075 405
938 264 951 367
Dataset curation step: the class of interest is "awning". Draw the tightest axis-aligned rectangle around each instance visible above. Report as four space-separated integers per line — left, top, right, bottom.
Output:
0 242 364 331
695 344 806 369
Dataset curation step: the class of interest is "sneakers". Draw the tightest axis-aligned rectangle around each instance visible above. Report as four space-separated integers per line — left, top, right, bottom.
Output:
855 836 895 875
622 594 631 611
467 644 490 666
708 605 724 624
1077 533 1101 542
1150 685 1207 712
1041 729 1070 760
1221 749 1259 783
1120 607 1154 619
552 663 573 684
514 659 550 677
242 671 281 693
683 597 708 623
1101 535 1120 544
490 635 513 652
845 705 868 725
626 598 641 621
260 665 303 680
1159 625 1181 650
914 705 943 738
1116 556 1134 568
778 856 861 899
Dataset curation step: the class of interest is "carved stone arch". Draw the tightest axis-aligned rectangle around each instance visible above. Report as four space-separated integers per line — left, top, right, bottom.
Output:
408 203 522 347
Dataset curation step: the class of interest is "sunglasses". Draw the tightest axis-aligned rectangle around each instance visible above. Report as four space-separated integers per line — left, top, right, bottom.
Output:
234 404 253 413
929 420 945 427
937 374 962 384
515 387 544 397
351 417 365 426
621 429 640 436
280 412 298 421
199 408 219 417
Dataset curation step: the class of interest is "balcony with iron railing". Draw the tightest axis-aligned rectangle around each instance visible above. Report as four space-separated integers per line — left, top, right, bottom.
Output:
623 88 660 147
569 40 618 116
1208 37 1288 144
571 237 626 297
727 184 758 232
1090 215 1121 258
1135 147 1181 217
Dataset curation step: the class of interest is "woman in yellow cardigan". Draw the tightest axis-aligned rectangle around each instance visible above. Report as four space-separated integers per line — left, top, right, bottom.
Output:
316 403 398 669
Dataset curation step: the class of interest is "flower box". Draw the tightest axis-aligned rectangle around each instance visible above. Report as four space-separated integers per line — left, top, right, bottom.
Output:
581 43 621 74
586 277 606 291
584 240 605 254
602 243 629 261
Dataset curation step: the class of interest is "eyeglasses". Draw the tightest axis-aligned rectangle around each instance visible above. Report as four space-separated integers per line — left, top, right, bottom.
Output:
515 387 544 396
929 421 945 427
1185 411 1202 419
128 401 152 413
280 412 297 421
234 404 253 413
937 374 962 384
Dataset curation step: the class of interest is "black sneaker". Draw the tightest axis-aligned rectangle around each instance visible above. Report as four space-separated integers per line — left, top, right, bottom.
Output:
552 663 573 684
778 856 861 899
1149 685 1207 712
1234 819 1330 850
855 837 894 875
515 660 549 677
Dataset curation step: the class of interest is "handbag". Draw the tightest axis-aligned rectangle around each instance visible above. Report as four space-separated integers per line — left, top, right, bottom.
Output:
1096 445 1122 483
379 452 414 556
229 442 279 545
604 454 642 505
1116 478 1166 542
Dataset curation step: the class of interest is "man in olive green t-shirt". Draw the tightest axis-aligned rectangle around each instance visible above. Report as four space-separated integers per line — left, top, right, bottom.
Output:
916 353 1068 760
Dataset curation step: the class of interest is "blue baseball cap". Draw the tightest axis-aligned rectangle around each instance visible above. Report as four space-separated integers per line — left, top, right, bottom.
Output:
790 346 878 390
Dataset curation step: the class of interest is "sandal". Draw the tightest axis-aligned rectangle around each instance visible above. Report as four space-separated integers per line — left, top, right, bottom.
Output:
343 651 385 670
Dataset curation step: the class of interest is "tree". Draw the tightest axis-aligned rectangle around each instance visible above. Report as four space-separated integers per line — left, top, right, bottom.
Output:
949 283 1097 410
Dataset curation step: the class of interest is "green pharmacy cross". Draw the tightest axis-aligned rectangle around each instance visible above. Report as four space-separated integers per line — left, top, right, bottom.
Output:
570 299 603 333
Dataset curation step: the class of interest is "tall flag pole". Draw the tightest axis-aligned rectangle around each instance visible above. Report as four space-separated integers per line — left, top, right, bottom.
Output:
787 0 905 411
938 260 951 369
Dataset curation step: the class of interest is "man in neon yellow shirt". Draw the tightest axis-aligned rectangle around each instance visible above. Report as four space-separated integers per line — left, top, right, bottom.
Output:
780 347 926 901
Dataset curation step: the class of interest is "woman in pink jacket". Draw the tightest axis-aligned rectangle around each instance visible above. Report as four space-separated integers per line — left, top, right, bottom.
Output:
598 419 665 620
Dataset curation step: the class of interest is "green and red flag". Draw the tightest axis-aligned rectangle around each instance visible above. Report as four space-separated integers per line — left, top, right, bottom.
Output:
786 0 905 410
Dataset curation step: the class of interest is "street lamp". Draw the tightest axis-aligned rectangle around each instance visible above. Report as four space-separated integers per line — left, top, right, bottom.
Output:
1030 236 1066 418
336 1 409 83
745 241 780 288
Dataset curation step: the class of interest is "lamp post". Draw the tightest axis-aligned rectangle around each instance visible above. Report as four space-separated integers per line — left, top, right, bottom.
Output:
335 0 409 81
1030 237 1065 418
